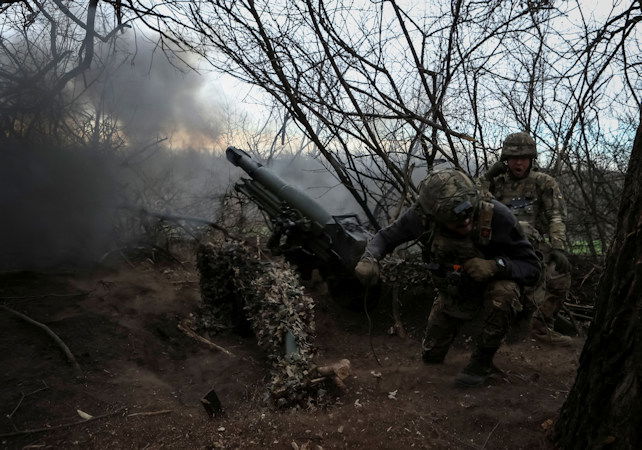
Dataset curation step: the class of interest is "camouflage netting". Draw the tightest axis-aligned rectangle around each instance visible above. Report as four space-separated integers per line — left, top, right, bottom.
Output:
380 255 437 338
196 240 261 333
380 253 434 292
196 240 324 408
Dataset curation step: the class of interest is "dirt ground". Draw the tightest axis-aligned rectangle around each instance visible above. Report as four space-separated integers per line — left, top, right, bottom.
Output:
0 253 586 449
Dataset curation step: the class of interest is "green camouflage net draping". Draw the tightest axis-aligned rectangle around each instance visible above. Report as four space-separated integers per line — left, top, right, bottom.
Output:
196 241 325 408
380 253 433 292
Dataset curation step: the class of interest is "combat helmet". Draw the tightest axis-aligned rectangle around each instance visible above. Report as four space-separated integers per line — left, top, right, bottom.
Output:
501 132 537 160
418 169 479 224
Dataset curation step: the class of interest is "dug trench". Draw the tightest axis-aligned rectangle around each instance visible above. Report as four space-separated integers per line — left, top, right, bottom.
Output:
0 254 583 449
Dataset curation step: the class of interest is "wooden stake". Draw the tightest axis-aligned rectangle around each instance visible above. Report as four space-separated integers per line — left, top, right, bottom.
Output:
316 359 351 380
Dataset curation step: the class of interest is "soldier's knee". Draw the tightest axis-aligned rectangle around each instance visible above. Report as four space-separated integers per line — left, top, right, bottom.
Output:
477 307 511 349
546 269 571 293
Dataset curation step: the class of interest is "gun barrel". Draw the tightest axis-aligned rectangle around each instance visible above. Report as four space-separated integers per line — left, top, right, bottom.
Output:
226 146 332 226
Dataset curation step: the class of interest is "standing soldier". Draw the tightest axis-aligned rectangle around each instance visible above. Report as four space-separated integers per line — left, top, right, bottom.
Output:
482 132 573 346
354 169 541 387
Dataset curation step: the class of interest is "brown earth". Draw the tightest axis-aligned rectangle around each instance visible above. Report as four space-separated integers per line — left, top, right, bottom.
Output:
0 254 585 449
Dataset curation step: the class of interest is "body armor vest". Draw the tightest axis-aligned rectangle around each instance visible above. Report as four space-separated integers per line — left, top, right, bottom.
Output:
491 174 544 243
417 200 494 261
493 176 539 225
417 201 494 307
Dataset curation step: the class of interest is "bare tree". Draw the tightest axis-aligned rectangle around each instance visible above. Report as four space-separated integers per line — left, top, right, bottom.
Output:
1 0 639 245
553 112 641 449
0 1 129 139
120 0 567 228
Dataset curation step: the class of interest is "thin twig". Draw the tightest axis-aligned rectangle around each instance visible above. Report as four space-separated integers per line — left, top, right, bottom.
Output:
391 284 407 339
177 320 235 357
0 291 90 301
399 407 480 449
7 382 49 419
99 246 143 265
364 286 382 366
568 312 594 321
578 266 597 289
561 303 582 336
151 245 185 267
1 305 83 378
119 250 135 269
482 421 500 449
0 408 172 438
7 393 25 420
126 409 172 418
0 408 126 438
563 302 594 311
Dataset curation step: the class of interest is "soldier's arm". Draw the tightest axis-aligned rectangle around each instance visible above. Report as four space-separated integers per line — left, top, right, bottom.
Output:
487 201 541 285
474 176 493 201
540 176 567 250
364 204 425 260
475 168 503 201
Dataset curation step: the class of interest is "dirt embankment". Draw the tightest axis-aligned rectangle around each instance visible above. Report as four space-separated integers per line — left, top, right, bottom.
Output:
0 260 583 449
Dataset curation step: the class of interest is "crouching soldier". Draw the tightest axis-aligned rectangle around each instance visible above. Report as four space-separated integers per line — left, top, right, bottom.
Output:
482 132 573 346
354 169 541 387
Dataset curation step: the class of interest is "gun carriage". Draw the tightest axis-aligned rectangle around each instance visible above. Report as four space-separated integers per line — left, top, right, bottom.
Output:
226 146 371 285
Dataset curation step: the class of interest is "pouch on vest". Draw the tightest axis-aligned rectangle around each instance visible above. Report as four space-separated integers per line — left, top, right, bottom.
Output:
477 200 494 246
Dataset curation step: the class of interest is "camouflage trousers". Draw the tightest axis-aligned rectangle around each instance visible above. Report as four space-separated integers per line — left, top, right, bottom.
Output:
522 255 571 324
421 280 520 363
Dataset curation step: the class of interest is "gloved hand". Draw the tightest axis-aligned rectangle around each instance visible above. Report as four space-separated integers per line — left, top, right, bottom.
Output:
549 249 571 273
485 161 507 179
463 257 497 282
354 255 380 286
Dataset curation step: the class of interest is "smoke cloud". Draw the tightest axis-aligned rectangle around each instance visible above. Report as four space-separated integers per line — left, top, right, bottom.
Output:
0 33 226 270
269 157 361 216
87 35 222 148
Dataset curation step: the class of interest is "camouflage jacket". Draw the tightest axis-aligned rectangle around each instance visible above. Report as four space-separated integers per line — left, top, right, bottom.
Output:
364 200 540 286
481 170 567 251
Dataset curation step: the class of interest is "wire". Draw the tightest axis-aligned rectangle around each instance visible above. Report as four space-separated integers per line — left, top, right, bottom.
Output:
363 285 382 367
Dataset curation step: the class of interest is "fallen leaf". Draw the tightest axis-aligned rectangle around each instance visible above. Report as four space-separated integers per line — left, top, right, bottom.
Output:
541 419 554 431
76 409 93 420
602 436 616 445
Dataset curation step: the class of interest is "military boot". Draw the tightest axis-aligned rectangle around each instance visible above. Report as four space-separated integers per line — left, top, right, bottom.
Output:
422 350 446 365
454 347 501 387
531 318 573 347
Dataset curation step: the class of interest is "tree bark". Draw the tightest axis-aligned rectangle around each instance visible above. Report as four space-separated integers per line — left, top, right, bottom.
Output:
553 116 642 449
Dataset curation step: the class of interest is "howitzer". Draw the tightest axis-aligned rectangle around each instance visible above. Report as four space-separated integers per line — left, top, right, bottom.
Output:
226 146 371 274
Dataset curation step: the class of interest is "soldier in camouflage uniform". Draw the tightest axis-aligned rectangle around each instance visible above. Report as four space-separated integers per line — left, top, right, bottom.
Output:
481 132 572 346
355 169 541 387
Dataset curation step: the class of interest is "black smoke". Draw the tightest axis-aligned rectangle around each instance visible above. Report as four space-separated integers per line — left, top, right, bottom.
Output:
0 32 225 270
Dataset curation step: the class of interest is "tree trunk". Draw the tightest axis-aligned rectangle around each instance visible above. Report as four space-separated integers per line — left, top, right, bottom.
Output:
553 116 642 449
